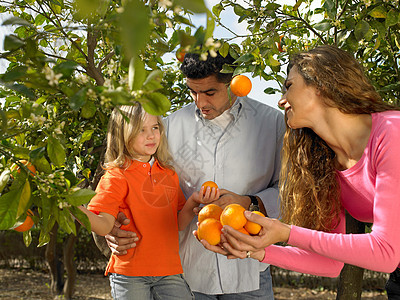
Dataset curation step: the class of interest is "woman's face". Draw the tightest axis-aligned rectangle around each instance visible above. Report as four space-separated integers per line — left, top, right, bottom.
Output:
278 66 322 129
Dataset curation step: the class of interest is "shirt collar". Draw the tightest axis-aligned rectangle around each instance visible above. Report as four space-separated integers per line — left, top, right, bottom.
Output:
194 97 244 124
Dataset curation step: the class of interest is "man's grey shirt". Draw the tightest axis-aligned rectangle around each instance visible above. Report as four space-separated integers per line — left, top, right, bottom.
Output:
164 97 286 294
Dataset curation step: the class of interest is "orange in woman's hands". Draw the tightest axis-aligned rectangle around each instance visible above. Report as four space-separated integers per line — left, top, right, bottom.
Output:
244 211 265 235
220 204 247 230
201 181 218 196
198 204 223 223
197 218 223 246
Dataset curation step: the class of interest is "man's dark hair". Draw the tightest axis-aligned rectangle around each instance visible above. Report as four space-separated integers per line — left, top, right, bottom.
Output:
180 51 236 84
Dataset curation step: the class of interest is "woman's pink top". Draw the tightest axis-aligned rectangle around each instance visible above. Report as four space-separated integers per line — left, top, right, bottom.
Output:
263 111 400 277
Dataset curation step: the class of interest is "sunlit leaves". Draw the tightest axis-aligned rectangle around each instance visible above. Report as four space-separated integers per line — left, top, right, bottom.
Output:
47 136 66 167
140 92 171 116
129 56 146 91
120 0 150 57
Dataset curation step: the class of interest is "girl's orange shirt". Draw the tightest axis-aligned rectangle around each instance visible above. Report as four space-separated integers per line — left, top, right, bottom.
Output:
87 159 186 276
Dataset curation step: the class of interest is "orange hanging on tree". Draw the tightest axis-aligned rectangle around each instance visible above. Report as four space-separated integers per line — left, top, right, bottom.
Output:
230 75 252 97
14 209 35 232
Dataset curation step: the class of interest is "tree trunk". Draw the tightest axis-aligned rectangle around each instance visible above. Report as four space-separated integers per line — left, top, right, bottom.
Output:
45 223 64 296
336 212 365 299
62 222 80 300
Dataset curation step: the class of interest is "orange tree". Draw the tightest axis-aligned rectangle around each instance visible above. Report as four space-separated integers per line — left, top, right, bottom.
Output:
213 0 400 105
0 0 221 247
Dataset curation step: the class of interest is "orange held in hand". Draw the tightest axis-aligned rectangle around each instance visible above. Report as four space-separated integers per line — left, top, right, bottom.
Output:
230 75 252 97
201 181 218 195
244 211 265 235
14 209 34 232
198 204 223 223
220 204 247 230
197 218 223 246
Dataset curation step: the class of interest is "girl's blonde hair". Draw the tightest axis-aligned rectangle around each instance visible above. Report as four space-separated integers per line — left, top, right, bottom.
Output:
280 45 398 232
104 104 173 170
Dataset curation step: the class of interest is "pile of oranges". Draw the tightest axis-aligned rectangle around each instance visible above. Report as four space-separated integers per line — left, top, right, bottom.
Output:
197 202 265 246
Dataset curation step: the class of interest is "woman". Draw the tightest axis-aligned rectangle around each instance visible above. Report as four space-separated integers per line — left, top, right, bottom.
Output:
197 45 400 298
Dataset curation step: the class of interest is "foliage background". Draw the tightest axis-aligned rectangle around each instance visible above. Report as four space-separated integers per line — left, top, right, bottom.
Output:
0 0 398 247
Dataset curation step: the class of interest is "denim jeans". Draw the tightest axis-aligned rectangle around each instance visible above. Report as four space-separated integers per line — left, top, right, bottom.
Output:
193 267 274 300
386 268 400 300
109 273 194 300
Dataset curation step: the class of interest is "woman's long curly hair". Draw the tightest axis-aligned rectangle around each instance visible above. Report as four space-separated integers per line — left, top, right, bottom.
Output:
280 45 397 232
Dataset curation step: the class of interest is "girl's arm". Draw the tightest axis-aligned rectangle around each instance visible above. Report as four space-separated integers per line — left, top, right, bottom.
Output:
78 206 116 236
178 186 220 231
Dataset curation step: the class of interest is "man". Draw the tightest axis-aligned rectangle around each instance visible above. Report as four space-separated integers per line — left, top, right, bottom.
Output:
105 51 285 299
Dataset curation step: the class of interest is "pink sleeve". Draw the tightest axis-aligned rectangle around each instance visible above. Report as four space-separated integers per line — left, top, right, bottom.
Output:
262 210 345 277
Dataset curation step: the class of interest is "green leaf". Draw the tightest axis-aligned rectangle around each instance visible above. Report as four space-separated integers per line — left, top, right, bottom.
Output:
31 156 52 174
69 87 88 110
143 70 163 91
129 56 146 91
69 206 91 232
314 20 332 32
2 16 32 27
2 66 28 82
386 10 399 27
175 0 207 13
66 188 96 206
0 189 21 230
58 209 76 235
79 130 94 145
4 35 25 51
47 136 66 167
140 92 171 116
354 20 370 40
219 42 230 57
234 53 254 64
120 0 150 57
53 61 78 78
80 101 96 119
205 10 215 41
16 180 31 219
23 230 32 247
212 3 223 18
369 6 387 19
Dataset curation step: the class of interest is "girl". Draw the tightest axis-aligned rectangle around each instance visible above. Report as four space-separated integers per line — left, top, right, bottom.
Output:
79 104 218 300
198 45 400 298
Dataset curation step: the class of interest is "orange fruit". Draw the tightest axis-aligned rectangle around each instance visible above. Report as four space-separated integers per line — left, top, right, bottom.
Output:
237 227 250 235
220 204 247 230
12 160 36 176
201 181 218 195
244 211 265 235
230 75 252 97
198 204 223 223
277 35 285 52
14 209 34 232
197 218 223 245
176 48 186 62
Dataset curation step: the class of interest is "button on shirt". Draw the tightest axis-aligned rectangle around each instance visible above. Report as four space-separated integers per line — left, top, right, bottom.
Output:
164 97 286 294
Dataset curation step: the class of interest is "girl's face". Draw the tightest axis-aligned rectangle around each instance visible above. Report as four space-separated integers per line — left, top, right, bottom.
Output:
131 113 160 162
278 66 323 129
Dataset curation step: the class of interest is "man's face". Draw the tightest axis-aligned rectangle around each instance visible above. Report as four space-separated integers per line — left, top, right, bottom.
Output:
186 75 236 120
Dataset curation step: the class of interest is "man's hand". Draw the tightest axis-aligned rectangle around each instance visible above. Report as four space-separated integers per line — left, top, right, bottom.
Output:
105 212 139 255
215 189 252 209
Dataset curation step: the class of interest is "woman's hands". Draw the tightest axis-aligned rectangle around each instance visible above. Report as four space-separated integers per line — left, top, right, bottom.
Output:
194 210 291 261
